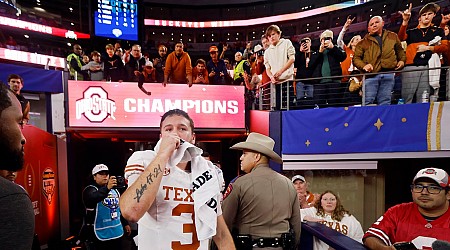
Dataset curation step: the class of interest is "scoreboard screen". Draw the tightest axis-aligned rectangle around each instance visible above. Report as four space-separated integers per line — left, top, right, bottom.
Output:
94 0 138 41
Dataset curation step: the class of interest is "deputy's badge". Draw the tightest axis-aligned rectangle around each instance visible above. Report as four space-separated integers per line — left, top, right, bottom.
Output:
42 167 56 205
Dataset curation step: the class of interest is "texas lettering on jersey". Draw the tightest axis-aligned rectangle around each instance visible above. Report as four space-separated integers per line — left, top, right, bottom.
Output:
319 221 349 235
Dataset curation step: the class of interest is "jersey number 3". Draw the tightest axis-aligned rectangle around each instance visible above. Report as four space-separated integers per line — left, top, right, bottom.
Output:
171 204 200 249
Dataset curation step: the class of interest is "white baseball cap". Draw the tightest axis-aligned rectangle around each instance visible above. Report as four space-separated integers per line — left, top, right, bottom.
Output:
145 60 153 68
292 175 306 183
92 164 109 175
413 168 449 188
254 44 263 53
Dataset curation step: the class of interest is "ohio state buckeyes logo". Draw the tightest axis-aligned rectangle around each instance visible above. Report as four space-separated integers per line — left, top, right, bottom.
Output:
75 86 116 122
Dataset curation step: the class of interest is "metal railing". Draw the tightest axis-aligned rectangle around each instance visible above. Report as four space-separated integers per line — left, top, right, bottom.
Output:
257 66 450 111
299 221 368 250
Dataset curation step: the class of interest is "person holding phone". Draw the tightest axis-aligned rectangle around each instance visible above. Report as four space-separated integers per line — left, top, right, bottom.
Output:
81 164 130 250
294 37 317 107
364 168 450 250
309 30 346 107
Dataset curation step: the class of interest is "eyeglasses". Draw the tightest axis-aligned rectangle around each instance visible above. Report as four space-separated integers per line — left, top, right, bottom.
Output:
410 184 444 194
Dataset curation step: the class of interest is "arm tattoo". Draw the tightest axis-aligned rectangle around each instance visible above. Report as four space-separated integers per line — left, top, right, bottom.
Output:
134 164 164 203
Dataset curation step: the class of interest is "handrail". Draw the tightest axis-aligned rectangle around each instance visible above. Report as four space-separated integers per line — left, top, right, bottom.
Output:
300 221 368 250
257 66 450 111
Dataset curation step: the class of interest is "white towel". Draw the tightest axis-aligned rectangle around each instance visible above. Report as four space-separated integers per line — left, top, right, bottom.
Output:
154 139 220 241
428 36 441 89
428 53 440 89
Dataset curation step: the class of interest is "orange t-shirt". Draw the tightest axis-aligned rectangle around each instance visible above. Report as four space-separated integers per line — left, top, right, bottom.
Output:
340 45 355 82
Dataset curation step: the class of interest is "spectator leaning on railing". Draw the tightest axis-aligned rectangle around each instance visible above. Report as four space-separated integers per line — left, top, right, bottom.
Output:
353 16 406 106
264 24 296 84
104 44 125 82
301 190 364 250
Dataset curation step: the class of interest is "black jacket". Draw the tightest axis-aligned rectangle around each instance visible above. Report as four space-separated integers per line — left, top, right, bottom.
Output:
294 50 318 84
125 56 146 82
82 183 128 227
104 54 125 81
310 46 346 83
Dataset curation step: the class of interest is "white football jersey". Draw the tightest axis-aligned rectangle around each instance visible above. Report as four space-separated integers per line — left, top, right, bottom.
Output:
125 150 222 250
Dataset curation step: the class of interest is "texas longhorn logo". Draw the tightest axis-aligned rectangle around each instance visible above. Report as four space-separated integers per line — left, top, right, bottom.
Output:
76 86 116 122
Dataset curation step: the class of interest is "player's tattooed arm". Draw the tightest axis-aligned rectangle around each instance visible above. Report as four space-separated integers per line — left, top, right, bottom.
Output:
134 165 163 202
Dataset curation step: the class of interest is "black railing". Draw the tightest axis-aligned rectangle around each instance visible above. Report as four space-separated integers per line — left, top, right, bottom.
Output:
299 221 368 250
258 66 450 111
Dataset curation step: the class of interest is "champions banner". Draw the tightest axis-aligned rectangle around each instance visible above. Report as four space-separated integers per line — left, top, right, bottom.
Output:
282 102 450 154
67 81 245 129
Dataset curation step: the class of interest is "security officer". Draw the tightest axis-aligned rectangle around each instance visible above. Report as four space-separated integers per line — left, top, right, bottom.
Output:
222 132 301 249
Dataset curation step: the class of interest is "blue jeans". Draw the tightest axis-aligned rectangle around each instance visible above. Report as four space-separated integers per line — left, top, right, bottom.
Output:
364 73 395 105
296 81 314 99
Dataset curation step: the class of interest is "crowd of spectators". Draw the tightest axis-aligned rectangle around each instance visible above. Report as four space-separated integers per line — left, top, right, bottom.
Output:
2 1 450 107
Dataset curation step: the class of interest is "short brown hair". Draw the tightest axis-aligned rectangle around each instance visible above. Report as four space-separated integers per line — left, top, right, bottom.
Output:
7 74 23 85
105 44 114 50
266 25 281 36
91 51 101 57
196 59 206 66
160 109 194 132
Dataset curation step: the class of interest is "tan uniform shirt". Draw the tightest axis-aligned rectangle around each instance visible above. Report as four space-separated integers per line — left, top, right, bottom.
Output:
222 164 301 244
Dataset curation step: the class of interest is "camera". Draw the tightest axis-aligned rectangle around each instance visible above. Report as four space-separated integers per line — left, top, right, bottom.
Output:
323 37 332 41
256 50 264 56
116 176 126 189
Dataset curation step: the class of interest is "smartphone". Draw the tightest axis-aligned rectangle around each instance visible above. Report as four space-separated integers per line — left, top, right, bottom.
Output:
393 242 416 250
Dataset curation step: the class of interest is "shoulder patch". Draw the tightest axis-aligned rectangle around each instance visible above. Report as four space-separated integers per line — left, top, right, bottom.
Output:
223 175 241 200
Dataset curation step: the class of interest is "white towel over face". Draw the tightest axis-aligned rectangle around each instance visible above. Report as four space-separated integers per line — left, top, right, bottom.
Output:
154 139 221 241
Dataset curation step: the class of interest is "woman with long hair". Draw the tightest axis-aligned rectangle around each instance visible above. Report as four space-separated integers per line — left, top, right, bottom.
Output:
301 190 364 250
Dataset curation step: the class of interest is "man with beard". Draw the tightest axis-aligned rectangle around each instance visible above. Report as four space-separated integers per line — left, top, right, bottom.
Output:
0 83 34 249
8 74 30 124
163 41 193 87
364 168 450 249
153 44 168 83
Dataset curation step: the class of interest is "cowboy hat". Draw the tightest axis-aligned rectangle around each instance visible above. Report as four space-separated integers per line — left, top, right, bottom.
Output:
230 132 282 164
